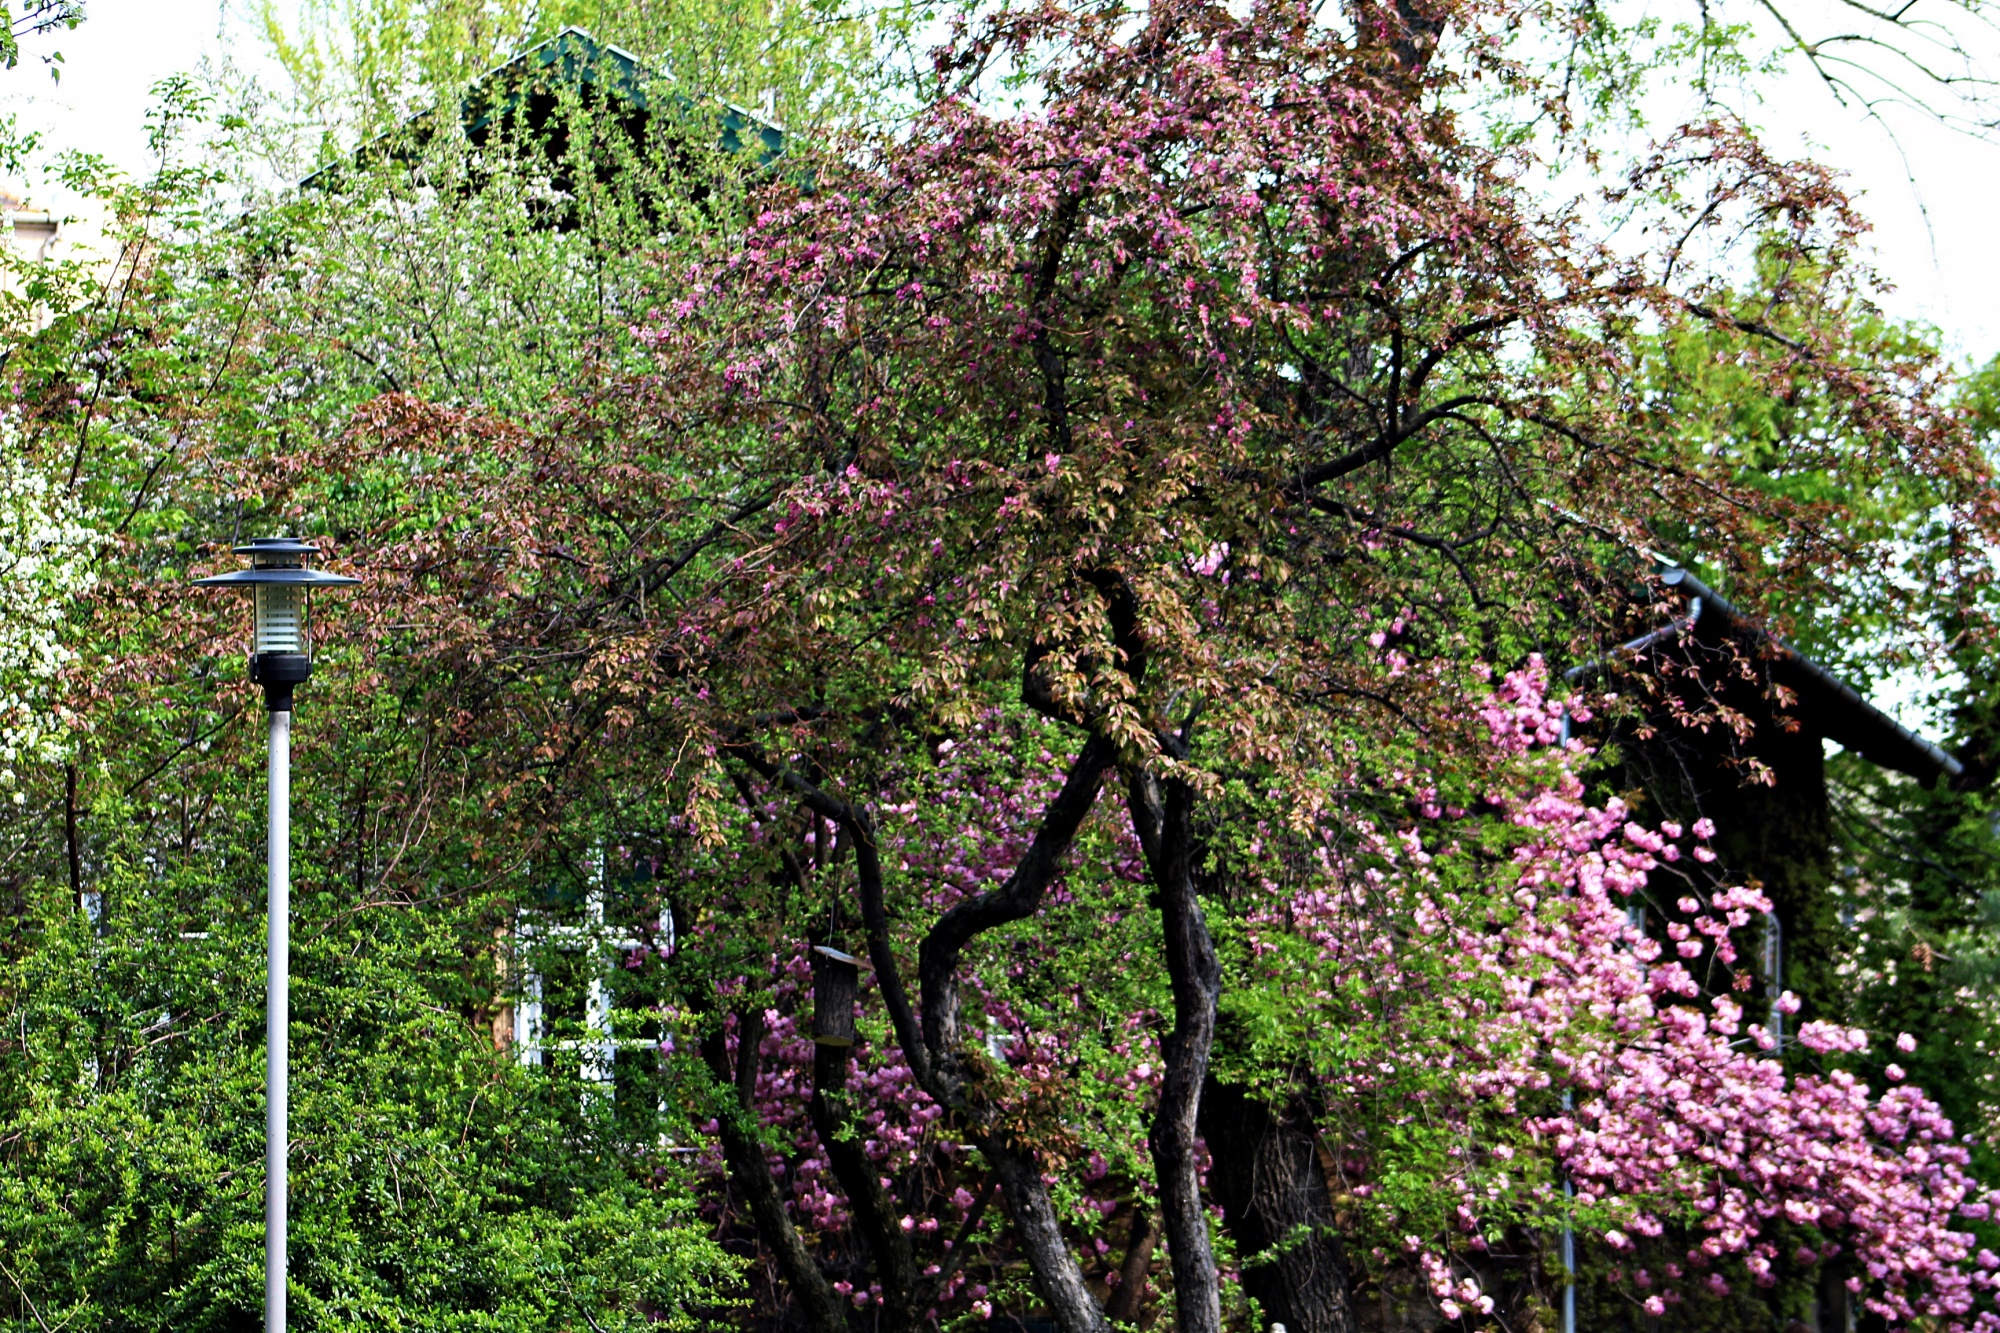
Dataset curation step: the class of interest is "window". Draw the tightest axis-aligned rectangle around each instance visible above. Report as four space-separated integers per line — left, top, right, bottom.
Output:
509 848 672 1116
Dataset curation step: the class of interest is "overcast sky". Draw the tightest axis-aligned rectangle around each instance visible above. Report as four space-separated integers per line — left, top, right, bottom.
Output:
3 0 234 157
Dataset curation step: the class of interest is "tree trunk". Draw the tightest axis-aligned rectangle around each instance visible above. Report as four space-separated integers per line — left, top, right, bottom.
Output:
902 734 1119 1333
985 1134 1115 1333
730 728 1121 1333
1106 1205 1159 1324
1199 1078 1360 1333
1128 770 1223 1333
810 1042 923 1333
700 1017 850 1333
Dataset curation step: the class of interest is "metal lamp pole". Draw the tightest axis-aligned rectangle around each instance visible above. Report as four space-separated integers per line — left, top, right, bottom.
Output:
195 538 359 1333
265 700 290 1331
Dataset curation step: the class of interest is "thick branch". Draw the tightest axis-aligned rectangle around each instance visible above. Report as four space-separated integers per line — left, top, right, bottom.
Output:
1289 393 1497 492
1105 1205 1159 1324
1030 188 1089 458
726 729 1118 1333
722 739 934 1088
809 1047 922 1333
984 1137 1112 1333
918 732 1118 1099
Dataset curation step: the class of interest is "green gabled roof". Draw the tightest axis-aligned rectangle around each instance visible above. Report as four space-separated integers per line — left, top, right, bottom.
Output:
460 26 659 137
301 25 783 191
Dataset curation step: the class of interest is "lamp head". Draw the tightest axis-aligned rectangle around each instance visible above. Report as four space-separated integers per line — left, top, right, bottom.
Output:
193 538 361 712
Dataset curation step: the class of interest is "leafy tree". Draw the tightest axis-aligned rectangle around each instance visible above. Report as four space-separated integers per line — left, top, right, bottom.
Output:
0 3 893 1328
0 418 94 811
3 852 738 1331
0 0 82 74
251 0 919 145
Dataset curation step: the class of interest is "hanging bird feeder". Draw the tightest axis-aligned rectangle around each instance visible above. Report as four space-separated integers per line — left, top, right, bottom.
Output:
811 945 860 1047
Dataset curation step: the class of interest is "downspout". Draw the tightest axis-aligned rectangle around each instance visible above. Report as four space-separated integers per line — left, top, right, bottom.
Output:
1552 595 1702 1333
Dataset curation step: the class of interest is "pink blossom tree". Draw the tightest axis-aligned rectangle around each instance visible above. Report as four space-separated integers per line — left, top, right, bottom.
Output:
289 0 2000 1322
646 663 1997 1330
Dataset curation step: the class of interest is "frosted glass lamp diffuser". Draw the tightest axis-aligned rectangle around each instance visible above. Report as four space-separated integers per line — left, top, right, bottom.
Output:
254 583 307 655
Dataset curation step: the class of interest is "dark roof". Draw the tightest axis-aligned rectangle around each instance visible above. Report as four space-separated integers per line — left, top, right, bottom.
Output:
1658 568 1964 786
1571 568 1964 787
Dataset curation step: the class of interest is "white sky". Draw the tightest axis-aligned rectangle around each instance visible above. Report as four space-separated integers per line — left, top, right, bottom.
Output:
1699 6 2000 366
2 1 236 169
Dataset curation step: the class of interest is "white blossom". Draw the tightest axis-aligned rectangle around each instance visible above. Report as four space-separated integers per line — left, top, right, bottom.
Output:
0 418 99 796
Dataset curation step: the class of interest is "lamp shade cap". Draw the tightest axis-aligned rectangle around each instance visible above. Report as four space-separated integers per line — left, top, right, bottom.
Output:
191 535 361 587
192 567 361 587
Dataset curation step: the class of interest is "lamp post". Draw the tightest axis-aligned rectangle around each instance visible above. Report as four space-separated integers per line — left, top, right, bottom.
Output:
194 538 358 1333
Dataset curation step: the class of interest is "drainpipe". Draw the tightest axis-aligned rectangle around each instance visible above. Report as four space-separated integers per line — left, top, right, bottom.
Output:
1552 599 1701 1333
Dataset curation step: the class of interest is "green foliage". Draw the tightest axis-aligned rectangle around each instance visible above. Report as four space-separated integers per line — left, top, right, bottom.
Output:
1604 247 1963 687
0 2 902 1323
1826 754 2000 1161
0 844 736 1330
0 0 82 75
2 0 1997 1327
253 0 922 144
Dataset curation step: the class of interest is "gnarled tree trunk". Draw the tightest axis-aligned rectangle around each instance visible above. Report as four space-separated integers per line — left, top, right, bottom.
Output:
1199 1077 1360 1333
1128 768 1224 1333
700 1016 851 1333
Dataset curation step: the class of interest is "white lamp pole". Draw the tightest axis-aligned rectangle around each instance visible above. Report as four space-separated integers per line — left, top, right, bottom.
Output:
265 703 290 1330
195 538 359 1333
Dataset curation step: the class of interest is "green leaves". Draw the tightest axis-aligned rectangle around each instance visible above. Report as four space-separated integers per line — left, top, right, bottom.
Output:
0 1 83 76
0 854 738 1330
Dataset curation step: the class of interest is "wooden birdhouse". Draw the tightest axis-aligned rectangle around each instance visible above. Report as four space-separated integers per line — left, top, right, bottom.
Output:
811 945 860 1047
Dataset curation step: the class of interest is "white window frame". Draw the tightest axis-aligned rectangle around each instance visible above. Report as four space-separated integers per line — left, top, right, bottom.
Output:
512 847 671 1100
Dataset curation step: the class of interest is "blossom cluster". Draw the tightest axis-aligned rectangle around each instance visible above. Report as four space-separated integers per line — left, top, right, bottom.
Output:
0 419 97 801
682 712 1162 1316
1254 658 1998 1327
673 656 1996 1328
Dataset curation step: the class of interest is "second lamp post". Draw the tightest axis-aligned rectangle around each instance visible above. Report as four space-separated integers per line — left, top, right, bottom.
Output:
195 537 358 1333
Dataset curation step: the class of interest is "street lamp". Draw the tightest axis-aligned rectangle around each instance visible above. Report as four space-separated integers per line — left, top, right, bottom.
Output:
194 537 359 1333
